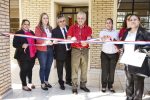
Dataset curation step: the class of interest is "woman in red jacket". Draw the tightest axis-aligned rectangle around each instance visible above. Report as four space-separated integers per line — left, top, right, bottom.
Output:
35 13 53 90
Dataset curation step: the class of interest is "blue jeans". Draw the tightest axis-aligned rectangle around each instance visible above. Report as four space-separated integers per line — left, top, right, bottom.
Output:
37 46 53 84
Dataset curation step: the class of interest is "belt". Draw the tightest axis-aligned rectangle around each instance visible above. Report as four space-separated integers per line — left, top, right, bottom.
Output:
73 48 88 50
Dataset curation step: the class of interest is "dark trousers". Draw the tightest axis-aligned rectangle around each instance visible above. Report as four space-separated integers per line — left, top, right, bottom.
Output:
56 50 71 86
37 47 53 84
101 51 119 88
17 59 35 86
125 67 145 100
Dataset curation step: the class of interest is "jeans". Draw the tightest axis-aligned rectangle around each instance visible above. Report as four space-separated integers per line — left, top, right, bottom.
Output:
37 46 53 84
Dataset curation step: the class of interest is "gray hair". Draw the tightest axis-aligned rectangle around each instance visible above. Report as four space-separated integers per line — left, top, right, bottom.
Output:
77 11 86 19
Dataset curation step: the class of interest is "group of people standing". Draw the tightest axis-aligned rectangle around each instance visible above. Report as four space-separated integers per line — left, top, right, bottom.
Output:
13 11 91 94
13 11 150 100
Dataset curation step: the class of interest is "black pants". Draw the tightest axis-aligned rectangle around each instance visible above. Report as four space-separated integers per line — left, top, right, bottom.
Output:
56 51 71 86
125 67 145 100
101 51 119 88
17 59 35 86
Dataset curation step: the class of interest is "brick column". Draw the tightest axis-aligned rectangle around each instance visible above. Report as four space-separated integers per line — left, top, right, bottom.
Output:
90 0 115 68
0 0 11 97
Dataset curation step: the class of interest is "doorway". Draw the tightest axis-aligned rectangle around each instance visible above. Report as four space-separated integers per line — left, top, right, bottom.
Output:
59 6 88 26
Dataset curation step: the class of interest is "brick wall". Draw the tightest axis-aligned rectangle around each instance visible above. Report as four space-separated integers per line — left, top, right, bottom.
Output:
0 0 11 96
21 0 51 31
90 0 116 68
10 0 19 33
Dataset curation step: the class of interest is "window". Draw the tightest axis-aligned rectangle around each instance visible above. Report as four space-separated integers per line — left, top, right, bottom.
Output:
117 0 150 31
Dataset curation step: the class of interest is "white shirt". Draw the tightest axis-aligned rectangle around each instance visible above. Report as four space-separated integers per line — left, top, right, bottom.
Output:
99 29 119 54
44 27 52 38
124 31 137 54
60 27 69 51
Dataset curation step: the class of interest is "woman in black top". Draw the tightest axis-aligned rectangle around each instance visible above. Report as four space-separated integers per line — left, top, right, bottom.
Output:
13 19 36 91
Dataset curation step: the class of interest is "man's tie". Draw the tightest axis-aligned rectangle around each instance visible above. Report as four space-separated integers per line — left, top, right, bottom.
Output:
63 28 67 38
63 28 69 50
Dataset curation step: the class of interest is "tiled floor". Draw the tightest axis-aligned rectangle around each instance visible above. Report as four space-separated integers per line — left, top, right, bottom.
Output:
2 60 150 100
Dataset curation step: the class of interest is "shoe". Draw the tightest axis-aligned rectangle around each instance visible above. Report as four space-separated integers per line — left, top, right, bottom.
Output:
109 88 115 93
66 82 72 86
60 85 65 90
28 84 35 89
41 84 48 90
22 86 31 91
80 87 90 92
45 82 52 88
101 88 106 93
31 84 35 89
72 89 78 94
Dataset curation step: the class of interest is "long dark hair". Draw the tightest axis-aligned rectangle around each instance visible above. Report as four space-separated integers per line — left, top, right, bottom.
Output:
38 13 52 32
122 13 132 28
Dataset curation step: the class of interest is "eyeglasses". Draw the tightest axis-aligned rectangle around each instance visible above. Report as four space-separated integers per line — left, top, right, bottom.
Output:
59 20 66 23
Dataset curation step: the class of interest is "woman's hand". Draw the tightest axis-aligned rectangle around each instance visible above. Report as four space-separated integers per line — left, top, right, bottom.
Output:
22 43 28 53
100 35 112 42
45 40 53 45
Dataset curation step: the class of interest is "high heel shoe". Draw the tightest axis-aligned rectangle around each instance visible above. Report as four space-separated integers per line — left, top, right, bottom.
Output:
44 82 52 88
22 86 31 91
41 84 48 90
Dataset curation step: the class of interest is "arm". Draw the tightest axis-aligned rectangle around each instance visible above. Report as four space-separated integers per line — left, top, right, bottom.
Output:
13 31 26 49
35 26 45 44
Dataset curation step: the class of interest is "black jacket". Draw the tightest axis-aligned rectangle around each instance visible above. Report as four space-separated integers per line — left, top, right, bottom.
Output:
117 27 150 77
13 29 36 61
52 26 71 60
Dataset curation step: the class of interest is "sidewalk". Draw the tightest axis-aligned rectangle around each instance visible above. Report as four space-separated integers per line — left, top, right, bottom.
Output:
3 60 150 100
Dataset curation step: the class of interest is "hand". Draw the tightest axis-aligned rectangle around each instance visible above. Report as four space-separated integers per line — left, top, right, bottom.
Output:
81 41 88 47
71 37 77 41
101 35 112 41
45 40 53 45
53 40 58 44
22 43 28 53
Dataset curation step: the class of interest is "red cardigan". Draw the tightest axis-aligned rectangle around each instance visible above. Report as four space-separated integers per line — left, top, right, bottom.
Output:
35 26 47 51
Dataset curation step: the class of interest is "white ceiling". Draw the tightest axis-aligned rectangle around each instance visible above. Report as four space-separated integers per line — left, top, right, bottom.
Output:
54 0 89 6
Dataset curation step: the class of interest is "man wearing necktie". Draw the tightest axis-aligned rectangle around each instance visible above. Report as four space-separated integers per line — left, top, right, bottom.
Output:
52 15 72 90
